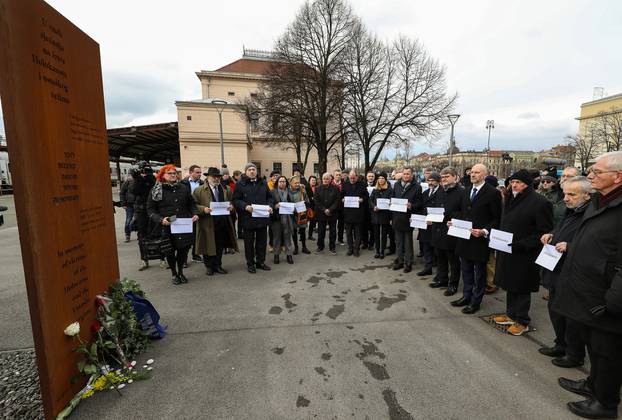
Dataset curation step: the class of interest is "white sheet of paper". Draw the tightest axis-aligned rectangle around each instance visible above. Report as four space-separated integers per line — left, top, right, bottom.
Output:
376 198 390 210
410 214 427 229
278 202 295 214
447 219 472 239
489 228 513 253
210 201 230 216
390 198 408 213
252 204 271 218
367 186 374 196
421 182 429 192
425 207 445 223
294 201 307 212
344 196 360 208
170 217 193 234
535 244 563 271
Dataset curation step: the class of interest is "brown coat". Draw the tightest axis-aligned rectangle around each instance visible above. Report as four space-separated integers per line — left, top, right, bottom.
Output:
193 183 238 256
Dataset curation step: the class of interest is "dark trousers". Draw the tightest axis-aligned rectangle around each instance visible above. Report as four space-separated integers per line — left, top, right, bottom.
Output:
292 227 307 251
436 248 461 288
421 240 434 270
362 218 374 248
317 219 336 251
243 227 267 265
166 246 190 276
202 226 225 270
394 229 414 265
308 220 317 238
548 288 586 361
124 206 134 237
387 227 395 252
134 208 150 261
506 292 531 326
578 323 622 409
373 224 389 255
345 223 362 252
461 258 487 305
336 209 344 242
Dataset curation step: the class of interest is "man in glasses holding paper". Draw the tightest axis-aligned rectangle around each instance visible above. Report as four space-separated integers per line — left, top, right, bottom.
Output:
452 164 502 314
492 169 553 336
390 167 423 273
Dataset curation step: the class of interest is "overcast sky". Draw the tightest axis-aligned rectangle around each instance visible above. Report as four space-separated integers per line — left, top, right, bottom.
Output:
2 0 621 155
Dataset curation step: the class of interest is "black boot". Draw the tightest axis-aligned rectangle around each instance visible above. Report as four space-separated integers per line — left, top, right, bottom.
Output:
287 255 294 264
301 236 311 254
274 255 280 264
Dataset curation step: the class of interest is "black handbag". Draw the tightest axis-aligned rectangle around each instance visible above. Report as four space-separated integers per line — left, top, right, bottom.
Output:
143 226 173 259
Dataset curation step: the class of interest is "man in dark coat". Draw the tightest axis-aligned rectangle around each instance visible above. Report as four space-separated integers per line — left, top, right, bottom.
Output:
232 163 274 273
332 169 346 245
429 167 463 294
314 172 341 254
119 176 136 242
391 167 423 273
452 164 502 314
537 176 590 368
342 170 368 256
129 161 156 270
553 151 622 420
493 169 554 336
416 172 441 276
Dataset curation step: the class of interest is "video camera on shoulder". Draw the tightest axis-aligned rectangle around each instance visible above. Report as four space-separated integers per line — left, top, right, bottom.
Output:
131 160 154 177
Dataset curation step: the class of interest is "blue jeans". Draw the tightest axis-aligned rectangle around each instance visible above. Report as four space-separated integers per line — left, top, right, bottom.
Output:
461 258 487 306
124 206 134 237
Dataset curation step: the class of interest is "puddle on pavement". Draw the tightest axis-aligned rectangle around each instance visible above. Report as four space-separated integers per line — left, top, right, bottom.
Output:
383 389 414 420
325 304 345 320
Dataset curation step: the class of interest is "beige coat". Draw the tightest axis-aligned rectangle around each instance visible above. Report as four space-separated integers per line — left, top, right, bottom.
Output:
192 183 239 256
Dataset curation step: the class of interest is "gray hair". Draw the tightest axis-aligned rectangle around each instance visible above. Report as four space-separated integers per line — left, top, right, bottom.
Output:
563 176 593 194
596 151 622 171
440 166 458 177
322 172 332 179
562 166 579 175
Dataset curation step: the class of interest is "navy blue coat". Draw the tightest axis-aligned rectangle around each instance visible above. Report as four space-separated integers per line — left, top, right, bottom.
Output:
232 176 274 230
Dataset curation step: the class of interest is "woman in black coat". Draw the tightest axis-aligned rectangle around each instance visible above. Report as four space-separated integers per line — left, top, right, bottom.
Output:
429 178 464 293
147 164 199 285
493 170 553 333
369 172 393 259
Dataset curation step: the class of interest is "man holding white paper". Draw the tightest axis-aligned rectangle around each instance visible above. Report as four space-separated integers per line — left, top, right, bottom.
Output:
537 176 591 368
342 170 368 256
232 163 274 273
452 164 502 314
416 172 440 276
492 169 553 336
390 167 423 273
193 167 238 276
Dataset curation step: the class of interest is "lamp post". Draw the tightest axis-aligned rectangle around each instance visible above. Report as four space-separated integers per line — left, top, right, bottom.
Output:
447 114 460 167
486 119 494 165
210 99 228 167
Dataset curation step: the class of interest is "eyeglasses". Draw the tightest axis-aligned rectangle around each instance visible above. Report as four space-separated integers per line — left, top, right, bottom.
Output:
541 180 554 184
587 167 618 176
164 172 177 175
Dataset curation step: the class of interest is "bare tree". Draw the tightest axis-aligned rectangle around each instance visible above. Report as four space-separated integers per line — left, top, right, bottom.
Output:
261 0 356 174
342 22 456 171
566 132 600 172
594 107 622 152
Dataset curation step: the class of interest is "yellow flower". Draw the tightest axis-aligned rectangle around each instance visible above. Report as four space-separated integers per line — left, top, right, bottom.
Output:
81 389 95 399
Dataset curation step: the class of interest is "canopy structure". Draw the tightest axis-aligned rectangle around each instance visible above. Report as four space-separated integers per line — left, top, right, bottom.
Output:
107 122 180 165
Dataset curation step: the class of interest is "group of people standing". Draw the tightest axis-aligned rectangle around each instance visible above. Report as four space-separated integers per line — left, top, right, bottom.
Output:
120 150 622 419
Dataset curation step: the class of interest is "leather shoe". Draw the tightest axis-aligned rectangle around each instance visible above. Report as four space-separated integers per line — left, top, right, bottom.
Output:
417 269 433 276
215 267 227 274
450 296 470 307
553 356 584 368
247 264 256 274
462 305 480 314
287 255 294 264
567 398 617 419
206 267 214 276
393 262 404 270
346 249 353 256
171 275 181 285
538 346 565 358
274 255 280 264
444 287 458 296
178 274 189 284
429 281 448 288
256 263 271 271
403 264 412 273
558 377 594 398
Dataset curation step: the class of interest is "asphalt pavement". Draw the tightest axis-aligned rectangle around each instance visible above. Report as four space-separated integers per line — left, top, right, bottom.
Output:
0 192 587 419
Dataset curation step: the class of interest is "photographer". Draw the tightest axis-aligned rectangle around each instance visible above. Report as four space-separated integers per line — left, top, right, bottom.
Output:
129 161 156 270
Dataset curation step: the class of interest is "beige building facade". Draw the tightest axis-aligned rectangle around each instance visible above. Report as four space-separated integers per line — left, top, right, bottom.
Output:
176 50 340 178
575 91 622 166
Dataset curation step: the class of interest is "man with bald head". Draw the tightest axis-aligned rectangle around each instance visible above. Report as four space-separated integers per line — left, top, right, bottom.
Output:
452 163 502 314
560 166 580 186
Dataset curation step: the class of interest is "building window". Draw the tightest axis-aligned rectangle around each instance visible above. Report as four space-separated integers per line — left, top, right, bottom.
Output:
313 163 319 175
272 162 282 174
228 91 235 97
186 115 192 120
250 112 260 131
250 93 258 98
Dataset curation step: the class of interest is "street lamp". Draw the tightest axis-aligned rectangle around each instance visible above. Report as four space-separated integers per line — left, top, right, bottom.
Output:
447 114 460 166
209 99 228 167
486 119 495 164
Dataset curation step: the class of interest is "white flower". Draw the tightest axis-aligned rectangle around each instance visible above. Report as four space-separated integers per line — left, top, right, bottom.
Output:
117 384 126 390
147 367 153 371
63 322 80 337
127 379 133 384
142 365 148 369
146 359 154 365
130 361 137 367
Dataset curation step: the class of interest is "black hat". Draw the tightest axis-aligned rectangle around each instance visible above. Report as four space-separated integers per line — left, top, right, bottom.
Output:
204 167 221 177
508 169 533 185
428 172 441 182
485 175 499 188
